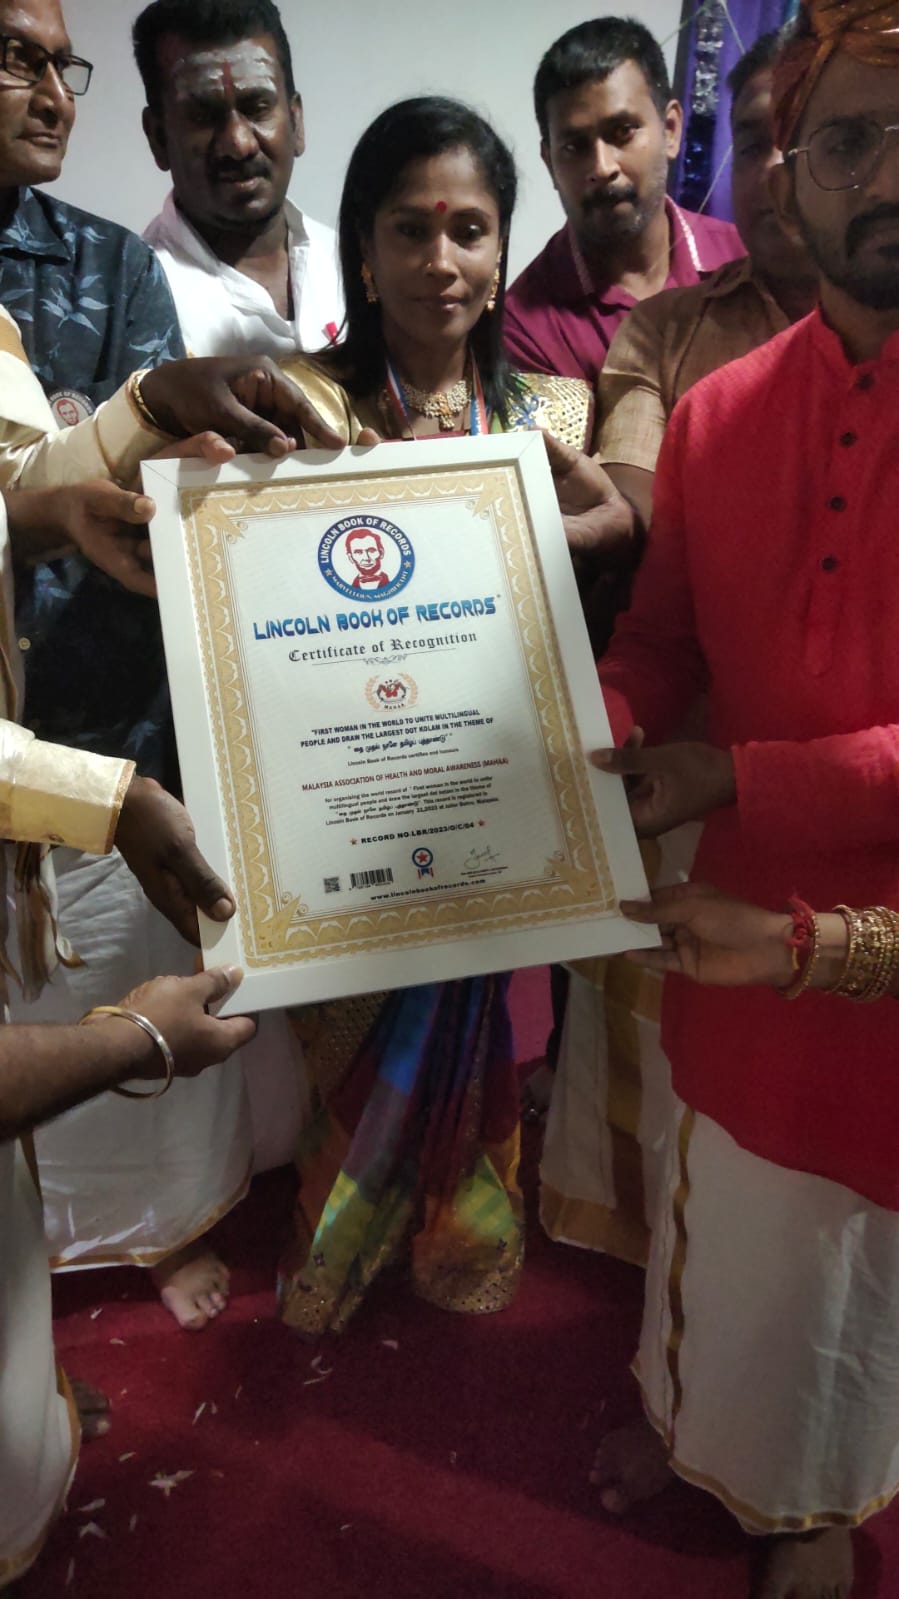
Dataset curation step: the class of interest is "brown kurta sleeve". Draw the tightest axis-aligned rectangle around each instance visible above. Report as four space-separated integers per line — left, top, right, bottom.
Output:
597 302 669 473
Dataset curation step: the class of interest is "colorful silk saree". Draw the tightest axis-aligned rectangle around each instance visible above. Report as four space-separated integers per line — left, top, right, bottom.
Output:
276 356 591 1336
279 978 522 1334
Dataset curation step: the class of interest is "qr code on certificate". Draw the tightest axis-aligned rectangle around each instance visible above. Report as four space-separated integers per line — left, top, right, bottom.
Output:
323 876 340 893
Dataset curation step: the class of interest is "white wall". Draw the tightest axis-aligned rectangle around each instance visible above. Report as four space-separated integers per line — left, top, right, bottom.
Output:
50 0 681 279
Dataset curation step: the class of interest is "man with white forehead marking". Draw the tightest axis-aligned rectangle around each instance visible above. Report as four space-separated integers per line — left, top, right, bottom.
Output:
136 0 337 1188
137 0 343 360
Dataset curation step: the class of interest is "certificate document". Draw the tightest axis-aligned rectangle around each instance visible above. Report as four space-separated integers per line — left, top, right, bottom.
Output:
143 435 656 1013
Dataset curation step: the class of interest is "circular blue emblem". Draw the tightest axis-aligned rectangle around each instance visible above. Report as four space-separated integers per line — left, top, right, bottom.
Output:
318 515 414 603
412 846 434 878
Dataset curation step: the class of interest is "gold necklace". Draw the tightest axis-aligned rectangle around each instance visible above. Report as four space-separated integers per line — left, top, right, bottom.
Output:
401 374 471 430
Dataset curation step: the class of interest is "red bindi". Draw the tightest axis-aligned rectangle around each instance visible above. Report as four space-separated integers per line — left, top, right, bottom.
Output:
435 200 447 214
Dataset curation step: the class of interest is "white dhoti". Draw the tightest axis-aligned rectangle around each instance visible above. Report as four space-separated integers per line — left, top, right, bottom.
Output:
11 845 301 1267
540 825 699 1266
639 1099 899 1531
0 1140 78 1586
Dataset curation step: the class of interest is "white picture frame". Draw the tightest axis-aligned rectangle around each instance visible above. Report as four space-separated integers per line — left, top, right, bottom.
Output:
143 433 656 1014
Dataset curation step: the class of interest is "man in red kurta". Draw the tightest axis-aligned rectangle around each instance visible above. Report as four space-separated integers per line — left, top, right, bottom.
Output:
590 6 899 1597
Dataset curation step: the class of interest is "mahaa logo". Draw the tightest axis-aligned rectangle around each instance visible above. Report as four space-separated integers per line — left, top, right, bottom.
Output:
365 673 418 713
318 515 414 603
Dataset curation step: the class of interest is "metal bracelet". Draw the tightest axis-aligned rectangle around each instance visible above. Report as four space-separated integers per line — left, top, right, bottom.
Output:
79 1005 175 1098
126 368 167 434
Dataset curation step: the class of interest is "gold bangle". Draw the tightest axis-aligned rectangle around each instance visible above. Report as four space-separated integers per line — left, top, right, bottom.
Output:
830 906 899 1002
79 1005 175 1098
126 368 168 434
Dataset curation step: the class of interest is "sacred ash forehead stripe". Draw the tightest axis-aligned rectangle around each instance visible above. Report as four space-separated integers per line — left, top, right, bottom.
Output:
169 43 281 101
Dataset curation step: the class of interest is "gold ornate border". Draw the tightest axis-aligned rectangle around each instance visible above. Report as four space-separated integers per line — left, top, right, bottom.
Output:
180 466 616 967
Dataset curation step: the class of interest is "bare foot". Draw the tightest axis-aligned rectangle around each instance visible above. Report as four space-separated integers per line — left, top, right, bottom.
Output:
71 1379 111 1440
752 1529 854 1599
150 1244 230 1331
589 1418 673 1514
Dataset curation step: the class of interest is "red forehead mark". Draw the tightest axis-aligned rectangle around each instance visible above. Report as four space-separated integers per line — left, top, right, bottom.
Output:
222 62 235 94
435 200 447 213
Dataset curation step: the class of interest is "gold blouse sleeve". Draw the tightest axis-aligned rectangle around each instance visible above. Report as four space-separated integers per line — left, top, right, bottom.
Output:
508 374 593 451
279 356 363 446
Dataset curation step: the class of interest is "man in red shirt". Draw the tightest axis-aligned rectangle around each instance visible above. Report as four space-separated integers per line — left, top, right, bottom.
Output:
589 4 899 1595
504 17 744 387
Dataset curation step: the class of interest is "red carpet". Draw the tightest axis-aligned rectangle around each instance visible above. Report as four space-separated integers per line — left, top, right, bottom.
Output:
16 971 895 1598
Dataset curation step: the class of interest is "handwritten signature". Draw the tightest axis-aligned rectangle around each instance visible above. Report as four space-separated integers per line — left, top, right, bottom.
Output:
464 845 502 869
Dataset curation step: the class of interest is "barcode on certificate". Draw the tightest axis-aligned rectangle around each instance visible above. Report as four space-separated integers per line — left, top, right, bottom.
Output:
350 867 394 889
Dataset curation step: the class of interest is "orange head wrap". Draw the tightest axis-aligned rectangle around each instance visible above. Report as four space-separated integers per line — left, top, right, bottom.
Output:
772 0 899 153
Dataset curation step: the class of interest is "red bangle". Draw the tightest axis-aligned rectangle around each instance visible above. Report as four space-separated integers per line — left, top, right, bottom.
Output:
779 895 819 999
786 894 815 957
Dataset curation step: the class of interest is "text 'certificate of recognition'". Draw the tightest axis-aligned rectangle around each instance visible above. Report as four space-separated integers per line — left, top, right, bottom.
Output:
144 434 656 1013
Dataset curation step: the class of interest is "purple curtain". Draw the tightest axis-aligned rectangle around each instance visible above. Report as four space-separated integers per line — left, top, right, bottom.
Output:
673 0 796 221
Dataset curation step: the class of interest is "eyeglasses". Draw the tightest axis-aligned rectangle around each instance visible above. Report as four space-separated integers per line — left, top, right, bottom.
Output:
0 34 93 96
787 117 899 192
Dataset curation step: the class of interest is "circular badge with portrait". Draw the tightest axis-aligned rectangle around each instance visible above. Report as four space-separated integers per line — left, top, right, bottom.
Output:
318 515 414 603
49 388 95 428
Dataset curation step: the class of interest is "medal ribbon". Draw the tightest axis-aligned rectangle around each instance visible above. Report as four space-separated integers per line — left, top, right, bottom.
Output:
383 354 490 437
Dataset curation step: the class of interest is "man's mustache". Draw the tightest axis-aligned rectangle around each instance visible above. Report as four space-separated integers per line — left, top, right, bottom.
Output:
583 184 639 212
211 159 271 183
847 205 899 255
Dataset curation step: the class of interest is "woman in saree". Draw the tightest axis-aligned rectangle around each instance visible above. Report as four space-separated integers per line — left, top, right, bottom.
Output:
277 95 621 1335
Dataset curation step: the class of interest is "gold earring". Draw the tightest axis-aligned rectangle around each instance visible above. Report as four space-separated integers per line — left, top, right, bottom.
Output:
361 263 379 304
486 263 501 313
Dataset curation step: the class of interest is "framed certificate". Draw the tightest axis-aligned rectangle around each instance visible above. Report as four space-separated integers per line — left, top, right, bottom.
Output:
143 435 656 1013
